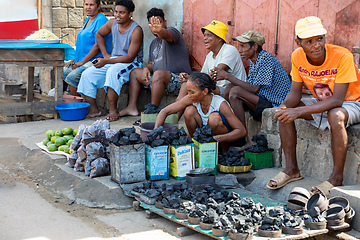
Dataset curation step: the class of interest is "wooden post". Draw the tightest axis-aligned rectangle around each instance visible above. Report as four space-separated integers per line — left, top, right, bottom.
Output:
27 67 35 102
37 0 43 29
54 65 63 119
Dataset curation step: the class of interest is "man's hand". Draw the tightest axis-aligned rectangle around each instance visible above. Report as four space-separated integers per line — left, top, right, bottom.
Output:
140 67 151 86
65 59 75 68
148 16 162 37
209 67 228 81
179 72 189 83
93 58 106 68
274 105 301 123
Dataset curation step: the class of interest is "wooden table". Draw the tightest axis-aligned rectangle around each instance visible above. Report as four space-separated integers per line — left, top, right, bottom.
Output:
0 42 74 117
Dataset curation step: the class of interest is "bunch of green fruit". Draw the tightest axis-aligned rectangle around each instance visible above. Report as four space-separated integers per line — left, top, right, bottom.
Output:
43 127 78 153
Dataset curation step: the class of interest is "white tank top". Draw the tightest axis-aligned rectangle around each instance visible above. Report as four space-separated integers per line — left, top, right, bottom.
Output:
192 94 232 125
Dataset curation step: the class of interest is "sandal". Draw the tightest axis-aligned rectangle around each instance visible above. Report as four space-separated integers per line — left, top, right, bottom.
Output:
267 172 303 190
311 181 335 198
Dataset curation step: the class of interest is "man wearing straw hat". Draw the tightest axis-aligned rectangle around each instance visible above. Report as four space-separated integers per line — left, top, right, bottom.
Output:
268 16 360 197
177 20 247 100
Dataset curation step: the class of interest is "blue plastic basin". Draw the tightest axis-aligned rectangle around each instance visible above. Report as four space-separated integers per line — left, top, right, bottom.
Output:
55 102 90 121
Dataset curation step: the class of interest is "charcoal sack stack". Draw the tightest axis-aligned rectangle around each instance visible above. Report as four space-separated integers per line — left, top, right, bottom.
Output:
68 119 116 178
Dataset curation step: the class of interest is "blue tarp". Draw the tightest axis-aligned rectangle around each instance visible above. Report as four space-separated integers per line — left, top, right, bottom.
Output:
0 42 76 61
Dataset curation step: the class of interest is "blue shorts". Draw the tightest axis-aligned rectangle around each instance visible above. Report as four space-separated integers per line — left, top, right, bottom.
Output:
198 111 246 147
63 61 93 88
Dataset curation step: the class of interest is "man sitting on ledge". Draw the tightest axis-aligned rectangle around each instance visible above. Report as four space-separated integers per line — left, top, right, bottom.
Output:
268 16 360 197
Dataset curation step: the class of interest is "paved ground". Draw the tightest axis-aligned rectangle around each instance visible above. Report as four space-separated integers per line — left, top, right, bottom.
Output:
0 116 359 239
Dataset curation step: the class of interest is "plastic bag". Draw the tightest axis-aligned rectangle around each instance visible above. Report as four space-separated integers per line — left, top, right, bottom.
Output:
90 157 110 178
86 142 105 162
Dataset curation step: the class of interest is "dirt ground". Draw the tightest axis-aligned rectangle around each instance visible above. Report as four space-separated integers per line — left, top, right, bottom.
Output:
0 138 122 238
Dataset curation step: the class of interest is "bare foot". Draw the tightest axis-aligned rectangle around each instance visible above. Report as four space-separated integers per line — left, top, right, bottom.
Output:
118 107 139 117
106 112 120 122
86 111 102 118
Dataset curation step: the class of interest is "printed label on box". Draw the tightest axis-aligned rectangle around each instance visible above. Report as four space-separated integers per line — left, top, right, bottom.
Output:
193 139 218 170
170 144 193 179
145 145 169 180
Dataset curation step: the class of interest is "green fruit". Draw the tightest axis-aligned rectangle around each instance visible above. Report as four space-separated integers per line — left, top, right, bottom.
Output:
43 138 50 145
73 128 78 136
58 145 67 152
48 144 57 152
64 146 70 153
55 130 63 137
63 135 72 141
67 139 73 147
51 136 60 143
62 127 73 135
46 130 55 140
47 141 53 147
55 137 66 147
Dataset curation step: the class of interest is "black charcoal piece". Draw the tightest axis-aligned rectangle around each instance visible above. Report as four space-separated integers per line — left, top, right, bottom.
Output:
150 138 165 147
129 133 141 142
179 127 187 136
147 126 164 142
119 126 136 137
144 189 160 198
119 136 129 145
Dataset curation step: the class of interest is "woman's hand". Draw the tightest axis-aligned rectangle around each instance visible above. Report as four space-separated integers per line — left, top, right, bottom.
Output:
179 72 189 83
65 59 75 68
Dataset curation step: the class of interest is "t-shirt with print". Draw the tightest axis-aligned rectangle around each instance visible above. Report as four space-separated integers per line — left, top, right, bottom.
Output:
245 50 291 107
291 44 360 102
201 43 247 88
148 27 191 75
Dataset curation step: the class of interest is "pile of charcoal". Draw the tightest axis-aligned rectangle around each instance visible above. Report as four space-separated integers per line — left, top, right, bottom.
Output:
218 147 251 166
245 133 273 153
282 210 304 228
143 103 164 114
259 207 284 231
68 119 116 178
132 181 164 198
230 217 255 234
145 127 192 148
193 125 216 143
302 206 326 223
109 126 142 146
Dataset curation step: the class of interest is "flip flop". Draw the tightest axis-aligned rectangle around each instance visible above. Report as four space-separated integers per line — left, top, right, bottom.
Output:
310 181 335 198
267 172 304 190
133 118 141 126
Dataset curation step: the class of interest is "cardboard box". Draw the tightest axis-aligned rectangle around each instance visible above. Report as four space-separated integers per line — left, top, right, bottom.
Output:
108 143 146 184
145 144 169 180
192 138 218 173
170 143 194 179
244 151 273 169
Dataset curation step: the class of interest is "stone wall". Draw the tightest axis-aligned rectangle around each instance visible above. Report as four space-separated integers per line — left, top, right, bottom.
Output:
51 0 84 47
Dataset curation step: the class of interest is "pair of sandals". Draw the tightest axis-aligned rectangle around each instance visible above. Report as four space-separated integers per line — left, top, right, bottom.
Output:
266 171 335 198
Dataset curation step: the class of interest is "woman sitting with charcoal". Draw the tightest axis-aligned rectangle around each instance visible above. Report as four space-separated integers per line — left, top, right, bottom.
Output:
155 72 246 151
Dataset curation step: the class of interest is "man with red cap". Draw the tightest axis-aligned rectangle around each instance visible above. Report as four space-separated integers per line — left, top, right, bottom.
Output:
268 16 360 197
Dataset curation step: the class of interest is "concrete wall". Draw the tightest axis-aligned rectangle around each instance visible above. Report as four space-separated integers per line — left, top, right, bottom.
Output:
132 0 184 63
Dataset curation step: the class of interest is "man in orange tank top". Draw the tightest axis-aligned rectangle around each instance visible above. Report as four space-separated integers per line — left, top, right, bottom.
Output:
267 16 360 197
